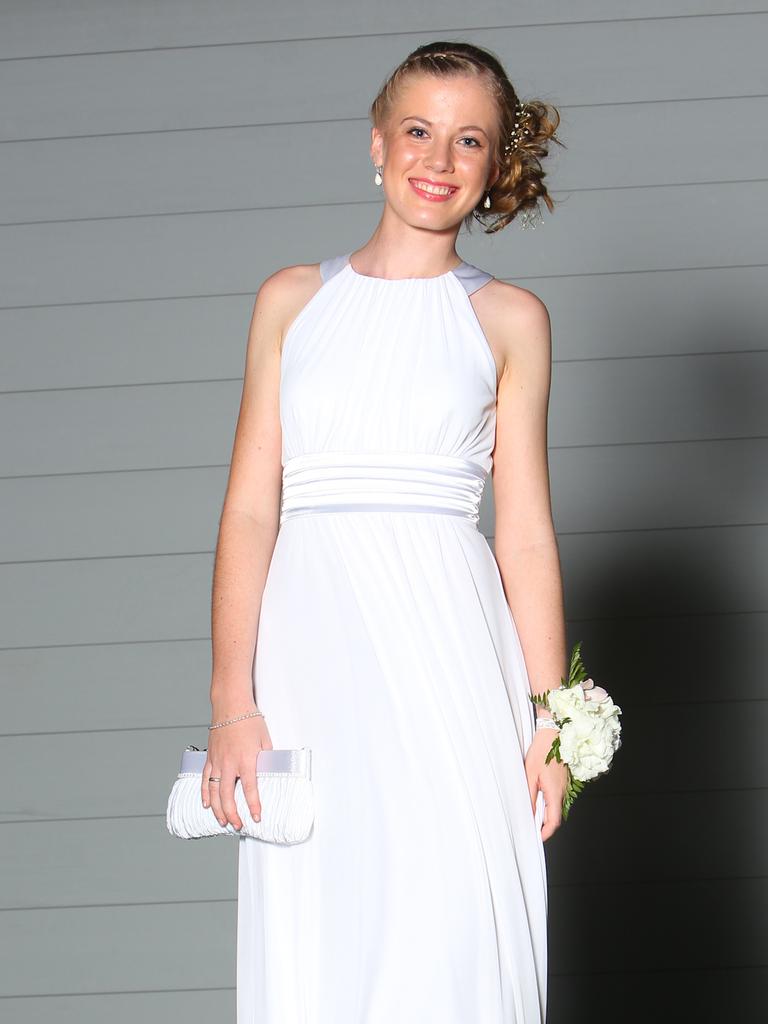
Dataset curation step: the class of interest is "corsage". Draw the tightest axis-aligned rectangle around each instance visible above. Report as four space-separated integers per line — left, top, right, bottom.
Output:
531 640 622 820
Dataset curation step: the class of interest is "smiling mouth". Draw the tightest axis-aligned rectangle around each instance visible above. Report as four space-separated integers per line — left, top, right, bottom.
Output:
409 179 459 198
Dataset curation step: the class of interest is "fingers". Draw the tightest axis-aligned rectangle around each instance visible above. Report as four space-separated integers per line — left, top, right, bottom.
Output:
201 759 261 830
218 772 242 830
240 772 262 823
539 783 563 842
523 768 564 841
204 769 233 828
200 760 238 829
201 761 213 811
523 753 566 841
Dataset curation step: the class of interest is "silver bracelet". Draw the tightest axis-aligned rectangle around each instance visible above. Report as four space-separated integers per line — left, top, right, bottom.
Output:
535 717 561 731
209 709 264 730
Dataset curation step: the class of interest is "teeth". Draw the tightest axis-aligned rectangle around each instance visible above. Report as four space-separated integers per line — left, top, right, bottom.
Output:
413 181 455 196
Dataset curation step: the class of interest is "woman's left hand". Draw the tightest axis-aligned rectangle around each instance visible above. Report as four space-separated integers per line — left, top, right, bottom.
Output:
524 730 569 841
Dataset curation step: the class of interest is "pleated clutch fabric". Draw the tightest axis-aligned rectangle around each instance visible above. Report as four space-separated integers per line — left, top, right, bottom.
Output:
166 745 314 844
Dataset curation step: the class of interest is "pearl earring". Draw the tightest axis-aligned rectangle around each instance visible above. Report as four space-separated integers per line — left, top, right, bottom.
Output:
483 191 492 209
374 165 383 186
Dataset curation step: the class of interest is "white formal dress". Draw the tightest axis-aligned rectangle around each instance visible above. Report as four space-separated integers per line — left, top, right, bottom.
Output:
236 252 548 1023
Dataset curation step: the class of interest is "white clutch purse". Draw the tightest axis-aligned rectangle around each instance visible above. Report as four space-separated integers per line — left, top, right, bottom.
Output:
166 745 314 844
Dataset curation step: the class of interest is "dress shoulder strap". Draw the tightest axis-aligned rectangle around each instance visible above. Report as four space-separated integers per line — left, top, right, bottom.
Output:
453 261 494 296
319 254 350 284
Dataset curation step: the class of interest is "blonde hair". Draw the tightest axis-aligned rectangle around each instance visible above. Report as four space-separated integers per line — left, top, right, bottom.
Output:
369 41 564 234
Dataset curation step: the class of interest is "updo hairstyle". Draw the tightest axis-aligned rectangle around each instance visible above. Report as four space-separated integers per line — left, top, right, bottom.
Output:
368 40 564 233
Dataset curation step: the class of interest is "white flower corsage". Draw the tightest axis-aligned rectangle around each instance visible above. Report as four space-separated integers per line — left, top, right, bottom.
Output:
531 640 622 820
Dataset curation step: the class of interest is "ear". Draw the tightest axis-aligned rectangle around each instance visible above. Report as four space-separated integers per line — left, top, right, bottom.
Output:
370 124 384 166
487 161 502 191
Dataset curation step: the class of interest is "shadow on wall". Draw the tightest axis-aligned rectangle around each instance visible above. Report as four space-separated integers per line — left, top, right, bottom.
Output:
543 334 767 1020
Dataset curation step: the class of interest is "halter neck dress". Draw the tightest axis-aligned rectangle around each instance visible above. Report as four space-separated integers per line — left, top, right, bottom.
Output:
236 251 548 1023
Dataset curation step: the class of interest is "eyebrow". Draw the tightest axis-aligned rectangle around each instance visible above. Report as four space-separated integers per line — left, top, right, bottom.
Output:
400 116 489 138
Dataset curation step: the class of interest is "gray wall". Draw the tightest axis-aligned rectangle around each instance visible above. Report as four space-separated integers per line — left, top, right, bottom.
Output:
1 2 766 1021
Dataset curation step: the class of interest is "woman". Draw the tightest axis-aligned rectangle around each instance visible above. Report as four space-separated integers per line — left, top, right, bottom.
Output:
205 40 566 1023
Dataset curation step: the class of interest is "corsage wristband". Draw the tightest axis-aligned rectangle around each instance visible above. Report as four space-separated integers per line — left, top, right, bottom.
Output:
535 717 561 732
531 641 622 820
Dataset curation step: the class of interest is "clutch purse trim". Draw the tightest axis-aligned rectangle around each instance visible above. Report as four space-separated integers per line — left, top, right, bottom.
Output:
178 745 312 778
166 745 314 845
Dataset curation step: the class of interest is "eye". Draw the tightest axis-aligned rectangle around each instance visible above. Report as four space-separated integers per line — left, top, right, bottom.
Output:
405 127 482 148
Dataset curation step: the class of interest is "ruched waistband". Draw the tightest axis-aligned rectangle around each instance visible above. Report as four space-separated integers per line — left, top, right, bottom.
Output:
279 451 487 525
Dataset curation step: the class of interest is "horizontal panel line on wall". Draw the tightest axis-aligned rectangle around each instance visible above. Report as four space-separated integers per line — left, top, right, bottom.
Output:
0 985 235 1001
0 463 226 481
0 194 379 227
549 962 768 979
4 872 767 914
3 349 767 398
3 263 768 312
587 783 768 799
0 722 213 738
1 377 240 397
2 965 764 1002
3 518 767 569
566 607 768 623
502 518 768 536
0 11 762 65
0 897 235 914
5 693 765 738
2 435 767 485
0 634 214 651
3 608 768 653
4 19 765 150
2 786 766 828
0 813 171 827
1 516 768 573
556 346 768 364
0 549 213 567
2 965 762 1001
3 175 768 229
549 874 768 890
4 90 768 144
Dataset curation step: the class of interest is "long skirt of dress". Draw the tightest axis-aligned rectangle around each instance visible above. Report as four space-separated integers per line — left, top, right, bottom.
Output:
236 509 548 1023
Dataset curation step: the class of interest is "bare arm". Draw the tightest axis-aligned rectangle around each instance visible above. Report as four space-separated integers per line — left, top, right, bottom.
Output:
203 264 321 829
209 264 323 712
210 276 286 716
477 281 568 840
491 289 567 705
209 276 285 717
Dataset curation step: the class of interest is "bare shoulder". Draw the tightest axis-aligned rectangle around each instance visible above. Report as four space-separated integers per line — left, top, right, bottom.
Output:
470 278 552 384
249 262 324 355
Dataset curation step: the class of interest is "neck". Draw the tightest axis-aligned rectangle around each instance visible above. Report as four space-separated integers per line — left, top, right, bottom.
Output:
353 216 462 279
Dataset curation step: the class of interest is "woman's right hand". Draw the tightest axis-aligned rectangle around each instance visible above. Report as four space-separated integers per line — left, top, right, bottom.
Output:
202 711 273 830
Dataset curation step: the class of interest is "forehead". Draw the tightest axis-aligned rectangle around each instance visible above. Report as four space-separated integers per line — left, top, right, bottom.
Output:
391 72 498 127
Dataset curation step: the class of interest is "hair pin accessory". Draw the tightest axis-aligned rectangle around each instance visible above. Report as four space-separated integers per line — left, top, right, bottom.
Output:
504 100 533 156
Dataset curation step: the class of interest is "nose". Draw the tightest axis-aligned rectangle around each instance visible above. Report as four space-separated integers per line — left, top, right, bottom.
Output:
425 138 454 174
